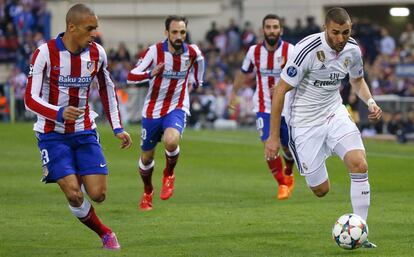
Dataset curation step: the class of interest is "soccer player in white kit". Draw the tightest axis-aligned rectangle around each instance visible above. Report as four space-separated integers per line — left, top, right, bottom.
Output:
264 7 381 248
231 14 295 200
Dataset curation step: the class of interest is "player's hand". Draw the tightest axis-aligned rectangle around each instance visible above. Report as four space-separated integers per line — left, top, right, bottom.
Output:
368 103 382 123
151 63 165 77
264 136 280 161
116 131 132 149
62 106 84 121
228 91 238 110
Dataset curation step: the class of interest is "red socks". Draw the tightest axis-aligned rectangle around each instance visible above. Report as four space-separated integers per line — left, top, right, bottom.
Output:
79 206 111 238
267 156 286 185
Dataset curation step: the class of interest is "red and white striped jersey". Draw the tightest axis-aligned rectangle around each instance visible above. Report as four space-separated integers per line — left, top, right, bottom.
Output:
127 40 204 119
241 40 294 114
25 33 123 134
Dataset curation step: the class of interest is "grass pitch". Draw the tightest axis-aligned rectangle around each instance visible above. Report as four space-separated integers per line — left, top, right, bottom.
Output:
0 123 413 257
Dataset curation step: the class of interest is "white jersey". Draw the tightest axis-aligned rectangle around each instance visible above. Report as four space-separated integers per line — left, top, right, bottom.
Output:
281 32 364 127
241 40 294 115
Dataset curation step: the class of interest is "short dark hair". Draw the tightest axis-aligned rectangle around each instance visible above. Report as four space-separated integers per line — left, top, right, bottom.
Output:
325 7 351 25
165 15 188 31
66 3 95 27
262 14 281 28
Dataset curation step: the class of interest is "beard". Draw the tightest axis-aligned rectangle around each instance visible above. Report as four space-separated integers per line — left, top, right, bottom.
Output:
170 39 183 51
264 34 278 46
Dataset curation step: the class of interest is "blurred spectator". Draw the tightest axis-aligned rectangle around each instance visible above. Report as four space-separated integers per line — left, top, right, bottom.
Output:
0 87 9 122
379 27 395 56
241 21 257 51
7 66 27 121
205 21 219 45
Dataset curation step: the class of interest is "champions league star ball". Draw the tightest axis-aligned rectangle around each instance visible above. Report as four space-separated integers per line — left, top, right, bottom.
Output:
332 213 368 250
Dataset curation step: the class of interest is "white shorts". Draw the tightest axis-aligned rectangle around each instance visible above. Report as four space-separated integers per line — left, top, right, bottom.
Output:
288 105 365 187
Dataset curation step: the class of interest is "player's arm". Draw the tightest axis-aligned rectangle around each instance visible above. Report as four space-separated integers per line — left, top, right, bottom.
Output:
96 46 132 148
264 79 293 160
230 47 254 109
229 71 247 110
127 46 162 84
349 77 382 122
191 45 205 89
25 47 83 122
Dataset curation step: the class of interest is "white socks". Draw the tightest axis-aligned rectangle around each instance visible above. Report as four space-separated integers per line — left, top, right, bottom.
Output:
69 198 91 218
350 173 370 221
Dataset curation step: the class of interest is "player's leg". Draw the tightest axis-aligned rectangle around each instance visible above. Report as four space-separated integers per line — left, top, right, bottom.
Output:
75 133 120 249
139 149 156 211
328 107 376 248
138 116 163 210
160 109 186 200
280 116 295 192
307 170 330 197
289 124 331 197
257 112 287 199
328 107 370 222
334 135 370 222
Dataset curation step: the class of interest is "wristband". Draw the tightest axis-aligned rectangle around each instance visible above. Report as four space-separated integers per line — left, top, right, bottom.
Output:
367 98 376 106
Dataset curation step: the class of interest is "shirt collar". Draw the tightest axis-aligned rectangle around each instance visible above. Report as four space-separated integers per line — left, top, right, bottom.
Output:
55 32 90 54
162 39 188 54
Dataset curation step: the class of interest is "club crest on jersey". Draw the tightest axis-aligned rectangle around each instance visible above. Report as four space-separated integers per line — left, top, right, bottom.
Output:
316 50 325 62
185 59 191 67
87 61 95 73
343 57 351 68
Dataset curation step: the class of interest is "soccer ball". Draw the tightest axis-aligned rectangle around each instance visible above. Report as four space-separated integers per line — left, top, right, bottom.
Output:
332 213 368 250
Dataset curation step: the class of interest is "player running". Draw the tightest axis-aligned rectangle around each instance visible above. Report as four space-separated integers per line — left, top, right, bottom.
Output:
127 15 205 211
231 14 295 200
25 3 132 250
265 7 381 248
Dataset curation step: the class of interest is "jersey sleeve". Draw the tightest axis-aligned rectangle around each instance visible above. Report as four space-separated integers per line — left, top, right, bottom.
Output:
349 46 364 79
25 45 61 121
241 46 255 73
280 42 312 87
190 44 205 87
95 44 123 133
127 46 155 84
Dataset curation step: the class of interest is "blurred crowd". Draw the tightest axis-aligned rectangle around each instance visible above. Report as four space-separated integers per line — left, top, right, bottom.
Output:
0 2 413 143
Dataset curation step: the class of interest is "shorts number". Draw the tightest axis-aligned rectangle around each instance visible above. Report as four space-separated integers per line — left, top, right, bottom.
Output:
141 128 147 140
256 117 264 130
40 149 49 165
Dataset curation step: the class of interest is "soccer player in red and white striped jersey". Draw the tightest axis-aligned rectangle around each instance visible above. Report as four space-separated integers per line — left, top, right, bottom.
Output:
127 15 204 211
24 3 132 249
230 14 295 200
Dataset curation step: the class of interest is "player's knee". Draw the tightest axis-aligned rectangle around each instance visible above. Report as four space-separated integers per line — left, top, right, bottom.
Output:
88 188 106 203
313 188 329 197
66 189 84 206
90 192 106 203
311 183 330 197
349 158 368 173
164 138 178 151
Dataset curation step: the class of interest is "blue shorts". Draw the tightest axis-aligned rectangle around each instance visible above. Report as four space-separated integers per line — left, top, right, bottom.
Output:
37 130 108 183
140 109 186 151
256 112 289 147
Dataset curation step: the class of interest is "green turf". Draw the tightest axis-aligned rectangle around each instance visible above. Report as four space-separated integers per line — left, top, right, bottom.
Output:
0 123 413 257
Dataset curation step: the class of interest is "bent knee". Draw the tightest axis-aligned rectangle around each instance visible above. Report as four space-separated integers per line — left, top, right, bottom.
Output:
349 159 368 173
313 188 329 197
88 189 106 203
66 190 84 206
